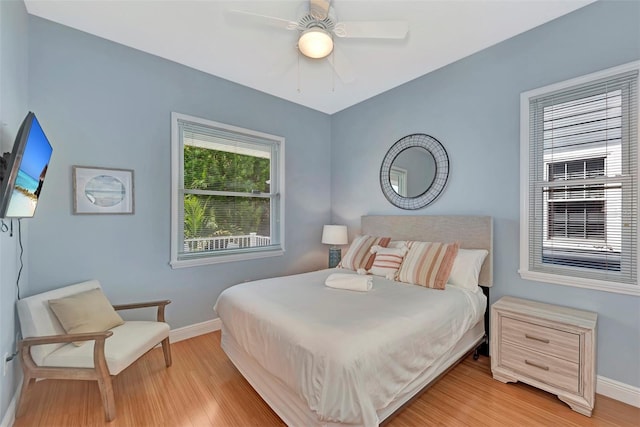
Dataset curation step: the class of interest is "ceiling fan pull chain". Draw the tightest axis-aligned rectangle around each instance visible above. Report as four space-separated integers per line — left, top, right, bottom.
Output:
331 49 335 92
297 50 301 93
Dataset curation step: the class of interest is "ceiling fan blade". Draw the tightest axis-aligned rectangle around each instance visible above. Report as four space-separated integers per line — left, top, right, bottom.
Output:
227 10 299 31
309 0 331 20
326 47 355 84
334 21 409 39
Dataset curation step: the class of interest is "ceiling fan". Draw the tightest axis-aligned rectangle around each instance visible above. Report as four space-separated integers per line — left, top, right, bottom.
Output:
229 0 409 82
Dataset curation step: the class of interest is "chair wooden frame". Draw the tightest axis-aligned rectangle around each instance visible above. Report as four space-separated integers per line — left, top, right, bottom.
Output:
16 300 172 422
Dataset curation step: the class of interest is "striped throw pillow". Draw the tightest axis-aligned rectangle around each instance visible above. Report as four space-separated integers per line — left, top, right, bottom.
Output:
397 241 459 290
339 235 391 271
369 245 408 280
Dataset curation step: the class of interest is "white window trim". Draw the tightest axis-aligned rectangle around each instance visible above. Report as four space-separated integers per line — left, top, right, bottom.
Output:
519 60 640 296
170 112 285 268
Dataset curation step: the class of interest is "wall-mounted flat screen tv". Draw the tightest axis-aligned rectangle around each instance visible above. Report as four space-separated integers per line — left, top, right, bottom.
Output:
0 112 53 218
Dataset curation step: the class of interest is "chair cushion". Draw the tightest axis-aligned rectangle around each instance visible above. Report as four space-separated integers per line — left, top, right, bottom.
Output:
43 321 170 375
48 288 124 346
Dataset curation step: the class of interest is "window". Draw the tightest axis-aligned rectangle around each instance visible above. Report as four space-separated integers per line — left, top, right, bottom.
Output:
520 61 639 295
171 113 284 268
390 166 407 196
547 158 606 241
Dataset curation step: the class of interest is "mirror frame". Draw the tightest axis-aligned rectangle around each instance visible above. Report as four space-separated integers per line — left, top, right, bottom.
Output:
379 133 449 210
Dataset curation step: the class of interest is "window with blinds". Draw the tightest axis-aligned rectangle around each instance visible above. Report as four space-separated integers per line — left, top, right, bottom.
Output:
170 113 284 268
520 61 639 295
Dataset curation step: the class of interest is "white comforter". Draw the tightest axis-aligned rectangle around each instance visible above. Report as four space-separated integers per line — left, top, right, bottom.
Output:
214 269 485 426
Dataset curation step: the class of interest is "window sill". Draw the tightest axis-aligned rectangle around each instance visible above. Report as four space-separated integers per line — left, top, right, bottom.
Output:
518 269 640 296
170 248 284 269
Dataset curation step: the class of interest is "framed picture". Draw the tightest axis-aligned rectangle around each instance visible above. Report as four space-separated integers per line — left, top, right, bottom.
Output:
73 166 134 214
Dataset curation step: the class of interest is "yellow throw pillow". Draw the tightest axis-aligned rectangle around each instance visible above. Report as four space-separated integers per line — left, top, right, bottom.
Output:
48 288 124 346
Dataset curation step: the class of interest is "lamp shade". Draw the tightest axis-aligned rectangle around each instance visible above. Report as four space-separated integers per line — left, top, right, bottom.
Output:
298 28 334 59
322 225 348 245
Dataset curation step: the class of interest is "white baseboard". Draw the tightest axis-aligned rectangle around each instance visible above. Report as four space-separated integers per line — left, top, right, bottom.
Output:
0 385 18 427
169 318 221 343
597 375 640 408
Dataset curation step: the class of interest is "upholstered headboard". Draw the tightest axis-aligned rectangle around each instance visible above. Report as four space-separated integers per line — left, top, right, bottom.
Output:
361 215 493 287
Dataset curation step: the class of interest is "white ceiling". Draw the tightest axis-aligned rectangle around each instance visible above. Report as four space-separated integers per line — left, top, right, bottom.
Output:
24 0 596 114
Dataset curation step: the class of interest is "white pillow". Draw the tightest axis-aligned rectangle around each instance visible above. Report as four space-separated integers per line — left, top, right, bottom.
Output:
387 240 408 249
448 249 488 290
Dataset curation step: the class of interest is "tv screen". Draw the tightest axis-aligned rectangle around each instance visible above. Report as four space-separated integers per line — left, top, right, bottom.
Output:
0 112 53 218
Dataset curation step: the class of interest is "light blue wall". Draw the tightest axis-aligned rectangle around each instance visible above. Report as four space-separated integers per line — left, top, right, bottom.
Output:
0 0 29 419
25 16 332 329
331 0 640 387
0 3 637 420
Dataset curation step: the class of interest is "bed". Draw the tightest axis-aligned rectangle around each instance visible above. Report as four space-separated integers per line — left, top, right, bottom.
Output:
214 215 493 426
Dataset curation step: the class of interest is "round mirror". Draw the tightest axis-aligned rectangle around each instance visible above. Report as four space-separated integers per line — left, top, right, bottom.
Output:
380 134 449 210
390 147 437 198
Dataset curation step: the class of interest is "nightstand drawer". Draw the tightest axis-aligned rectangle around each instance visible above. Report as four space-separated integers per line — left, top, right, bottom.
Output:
501 342 579 394
501 316 580 363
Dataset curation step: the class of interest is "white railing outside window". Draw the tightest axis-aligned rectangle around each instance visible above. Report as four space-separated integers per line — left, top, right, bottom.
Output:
183 233 271 252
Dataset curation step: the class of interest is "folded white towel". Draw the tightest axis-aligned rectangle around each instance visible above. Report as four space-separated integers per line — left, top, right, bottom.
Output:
325 273 373 292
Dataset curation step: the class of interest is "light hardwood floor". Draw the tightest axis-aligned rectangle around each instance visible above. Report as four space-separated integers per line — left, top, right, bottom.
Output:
13 331 640 426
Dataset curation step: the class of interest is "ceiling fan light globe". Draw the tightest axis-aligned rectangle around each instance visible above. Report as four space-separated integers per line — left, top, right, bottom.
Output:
298 28 333 59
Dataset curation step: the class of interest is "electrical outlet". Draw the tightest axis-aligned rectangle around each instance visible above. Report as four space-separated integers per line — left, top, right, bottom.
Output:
3 353 8 376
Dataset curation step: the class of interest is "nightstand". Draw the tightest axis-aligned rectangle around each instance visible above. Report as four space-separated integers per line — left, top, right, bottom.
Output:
491 296 597 416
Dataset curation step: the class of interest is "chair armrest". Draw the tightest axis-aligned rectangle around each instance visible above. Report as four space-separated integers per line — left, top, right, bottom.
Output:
19 331 113 377
112 299 171 323
20 331 113 348
112 300 170 311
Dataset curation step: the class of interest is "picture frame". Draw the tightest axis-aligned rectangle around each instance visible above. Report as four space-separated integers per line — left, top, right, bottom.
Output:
73 166 134 214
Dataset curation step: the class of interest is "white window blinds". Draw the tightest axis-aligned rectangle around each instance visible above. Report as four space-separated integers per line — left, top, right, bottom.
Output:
170 113 284 268
523 64 638 291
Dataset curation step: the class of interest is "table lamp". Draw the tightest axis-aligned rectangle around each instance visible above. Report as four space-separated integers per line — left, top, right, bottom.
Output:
322 225 348 268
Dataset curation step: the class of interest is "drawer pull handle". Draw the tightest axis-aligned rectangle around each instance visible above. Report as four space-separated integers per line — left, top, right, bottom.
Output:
525 334 550 344
525 359 549 371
